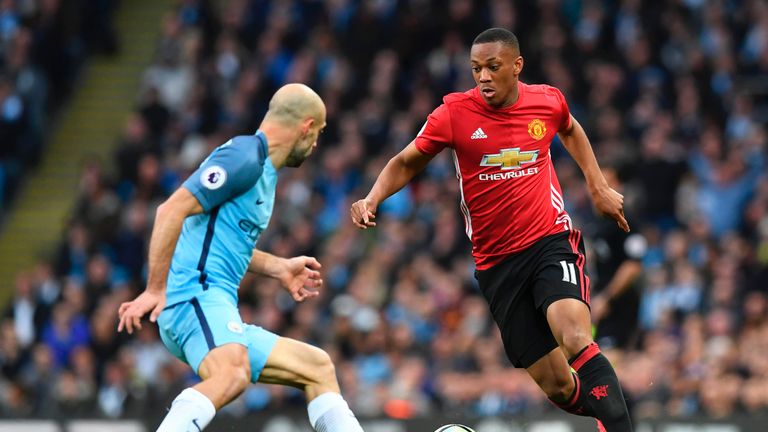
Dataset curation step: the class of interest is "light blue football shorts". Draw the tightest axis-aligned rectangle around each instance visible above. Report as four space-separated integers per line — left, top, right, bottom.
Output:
157 289 278 382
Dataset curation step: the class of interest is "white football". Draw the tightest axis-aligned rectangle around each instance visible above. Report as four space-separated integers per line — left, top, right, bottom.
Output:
434 425 476 432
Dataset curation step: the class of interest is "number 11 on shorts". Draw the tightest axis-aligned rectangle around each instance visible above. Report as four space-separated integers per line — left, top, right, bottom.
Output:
560 260 577 285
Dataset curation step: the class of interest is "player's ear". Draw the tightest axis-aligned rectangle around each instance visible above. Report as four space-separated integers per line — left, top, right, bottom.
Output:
301 117 315 136
514 56 524 76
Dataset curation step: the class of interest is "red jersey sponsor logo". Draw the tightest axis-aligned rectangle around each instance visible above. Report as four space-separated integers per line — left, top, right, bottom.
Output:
479 167 538 181
480 148 539 170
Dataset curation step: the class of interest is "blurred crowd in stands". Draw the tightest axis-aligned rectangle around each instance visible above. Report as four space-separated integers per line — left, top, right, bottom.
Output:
2 0 768 423
0 0 116 212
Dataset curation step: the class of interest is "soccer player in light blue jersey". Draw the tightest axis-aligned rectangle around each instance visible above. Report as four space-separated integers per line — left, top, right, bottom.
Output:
117 84 364 432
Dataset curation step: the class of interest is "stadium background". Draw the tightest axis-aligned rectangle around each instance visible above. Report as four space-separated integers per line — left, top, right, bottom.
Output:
1 0 767 431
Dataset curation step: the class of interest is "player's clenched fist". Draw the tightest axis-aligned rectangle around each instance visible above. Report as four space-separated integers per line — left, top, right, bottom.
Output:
350 198 377 229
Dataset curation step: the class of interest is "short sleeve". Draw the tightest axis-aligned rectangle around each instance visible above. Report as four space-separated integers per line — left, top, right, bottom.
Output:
183 139 264 212
414 103 452 155
552 87 572 132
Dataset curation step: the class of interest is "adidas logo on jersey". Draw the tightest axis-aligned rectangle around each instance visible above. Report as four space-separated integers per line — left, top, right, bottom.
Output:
470 128 488 139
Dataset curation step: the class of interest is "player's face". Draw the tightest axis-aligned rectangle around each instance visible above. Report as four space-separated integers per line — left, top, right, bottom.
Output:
286 119 326 168
470 42 523 108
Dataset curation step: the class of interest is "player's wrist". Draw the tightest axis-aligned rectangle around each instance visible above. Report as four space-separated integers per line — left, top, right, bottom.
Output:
363 195 379 209
587 181 610 197
145 285 166 294
584 169 608 191
587 176 609 194
266 256 290 280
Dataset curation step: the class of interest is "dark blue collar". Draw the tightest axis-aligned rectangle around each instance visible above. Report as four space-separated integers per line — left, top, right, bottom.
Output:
254 130 268 158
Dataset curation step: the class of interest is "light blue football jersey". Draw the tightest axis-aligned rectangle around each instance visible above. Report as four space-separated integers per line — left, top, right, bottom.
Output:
165 131 277 307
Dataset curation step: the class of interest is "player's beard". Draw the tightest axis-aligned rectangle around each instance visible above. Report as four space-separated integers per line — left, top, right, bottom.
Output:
284 150 306 167
285 138 312 167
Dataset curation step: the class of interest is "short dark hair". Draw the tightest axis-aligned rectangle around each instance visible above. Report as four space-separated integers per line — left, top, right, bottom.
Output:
473 28 519 53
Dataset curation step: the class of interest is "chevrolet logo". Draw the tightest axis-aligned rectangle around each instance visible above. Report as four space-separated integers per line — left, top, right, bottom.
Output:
480 148 539 170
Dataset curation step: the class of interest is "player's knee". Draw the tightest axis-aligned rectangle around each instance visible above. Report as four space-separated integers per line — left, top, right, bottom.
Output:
226 363 252 393
560 331 593 359
234 351 252 388
307 347 337 385
213 351 251 393
317 351 337 383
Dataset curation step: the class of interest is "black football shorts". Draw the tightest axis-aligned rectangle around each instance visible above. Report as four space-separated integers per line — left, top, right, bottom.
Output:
475 230 590 368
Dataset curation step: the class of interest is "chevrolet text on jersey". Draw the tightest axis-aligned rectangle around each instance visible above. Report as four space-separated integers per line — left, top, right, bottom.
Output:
479 167 538 181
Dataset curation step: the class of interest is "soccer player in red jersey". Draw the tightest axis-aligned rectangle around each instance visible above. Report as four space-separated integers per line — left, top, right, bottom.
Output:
350 28 633 431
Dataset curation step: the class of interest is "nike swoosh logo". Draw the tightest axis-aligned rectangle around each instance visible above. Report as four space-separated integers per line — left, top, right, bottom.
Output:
256 199 264 205
192 419 202 431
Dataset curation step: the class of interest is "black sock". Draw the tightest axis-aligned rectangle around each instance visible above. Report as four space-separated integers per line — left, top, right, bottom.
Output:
549 372 595 417
569 342 633 432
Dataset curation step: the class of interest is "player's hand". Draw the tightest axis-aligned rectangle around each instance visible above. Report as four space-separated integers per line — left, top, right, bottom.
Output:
278 256 322 302
350 198 377 229
117 290 165 334
591 186 630 232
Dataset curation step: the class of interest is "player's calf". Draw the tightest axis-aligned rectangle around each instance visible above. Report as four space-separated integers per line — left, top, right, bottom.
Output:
569 342 633 431
526 348 596 418
548 372 595 418
540 369 578 403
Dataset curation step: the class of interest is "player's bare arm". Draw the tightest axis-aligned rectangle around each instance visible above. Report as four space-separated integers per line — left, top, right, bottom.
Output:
557 115 630 232
351 141 435 228
118 187 204 334
247 250 322 302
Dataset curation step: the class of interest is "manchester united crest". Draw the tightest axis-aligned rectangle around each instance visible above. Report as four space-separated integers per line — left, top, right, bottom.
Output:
528 119 547 140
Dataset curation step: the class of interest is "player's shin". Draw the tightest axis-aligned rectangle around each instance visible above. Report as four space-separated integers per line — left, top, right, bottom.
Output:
307 392 364 432
569 342 633 431
156 388 216 432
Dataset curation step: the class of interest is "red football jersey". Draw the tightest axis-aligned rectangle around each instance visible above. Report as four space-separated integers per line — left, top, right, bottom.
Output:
415 81 573 270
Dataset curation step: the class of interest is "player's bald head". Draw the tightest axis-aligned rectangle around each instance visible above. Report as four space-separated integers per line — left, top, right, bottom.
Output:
265 83 325 126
